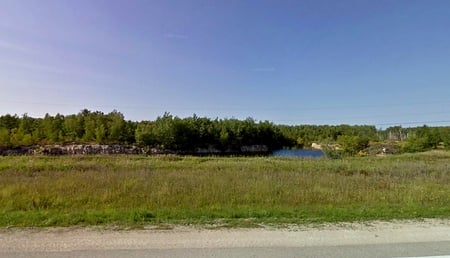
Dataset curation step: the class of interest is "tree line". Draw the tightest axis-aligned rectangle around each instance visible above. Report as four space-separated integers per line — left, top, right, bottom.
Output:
0 109 449 155
379 125 450 153
0 110 287 153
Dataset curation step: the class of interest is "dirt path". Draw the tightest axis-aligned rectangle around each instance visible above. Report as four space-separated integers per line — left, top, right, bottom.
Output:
1 219 449 253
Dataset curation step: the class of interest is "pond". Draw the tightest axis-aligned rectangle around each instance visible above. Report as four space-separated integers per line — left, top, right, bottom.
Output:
272 149 325 158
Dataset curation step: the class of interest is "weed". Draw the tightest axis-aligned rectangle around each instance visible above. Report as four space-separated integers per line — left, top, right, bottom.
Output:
0 152 449 227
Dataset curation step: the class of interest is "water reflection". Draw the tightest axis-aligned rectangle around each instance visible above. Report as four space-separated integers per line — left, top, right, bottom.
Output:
272 149 324 158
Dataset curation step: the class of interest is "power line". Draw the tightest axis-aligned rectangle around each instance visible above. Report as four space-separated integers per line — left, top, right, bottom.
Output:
1 99 449 112
1 99 449 127
374 120 450 127
272 111 449 123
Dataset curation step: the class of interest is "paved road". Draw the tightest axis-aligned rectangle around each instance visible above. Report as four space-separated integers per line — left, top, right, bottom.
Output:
2 242 450 258
1 219 449 258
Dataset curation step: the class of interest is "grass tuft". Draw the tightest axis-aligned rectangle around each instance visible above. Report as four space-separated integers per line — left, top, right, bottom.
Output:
0 152 449 227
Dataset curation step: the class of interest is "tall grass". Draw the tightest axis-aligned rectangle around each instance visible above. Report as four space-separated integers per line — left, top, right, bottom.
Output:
0 151 449 226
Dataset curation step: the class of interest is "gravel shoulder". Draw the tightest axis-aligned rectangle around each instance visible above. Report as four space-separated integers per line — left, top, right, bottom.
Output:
1 219 449 253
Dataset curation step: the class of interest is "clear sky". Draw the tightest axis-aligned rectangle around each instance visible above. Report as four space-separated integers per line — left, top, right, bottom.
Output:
1 0 449 127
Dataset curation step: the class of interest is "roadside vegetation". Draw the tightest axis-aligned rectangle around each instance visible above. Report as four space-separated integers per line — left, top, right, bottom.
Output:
1 152 449 227
1 110 449 227
1 109 449 155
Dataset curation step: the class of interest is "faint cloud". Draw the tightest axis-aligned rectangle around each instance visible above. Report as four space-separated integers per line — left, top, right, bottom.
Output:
0 40 33 53
0 60 113 81
164 33 188 39
1 60 71 75
251 67 276 72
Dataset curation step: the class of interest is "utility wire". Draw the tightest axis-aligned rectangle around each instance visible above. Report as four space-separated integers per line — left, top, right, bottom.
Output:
1 99 448 127
1 99 449 112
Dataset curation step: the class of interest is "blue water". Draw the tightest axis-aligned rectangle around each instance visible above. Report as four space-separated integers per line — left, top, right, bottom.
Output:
272 149 325 158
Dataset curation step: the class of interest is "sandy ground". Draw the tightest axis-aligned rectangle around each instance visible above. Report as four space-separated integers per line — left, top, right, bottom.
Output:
0 219 449 253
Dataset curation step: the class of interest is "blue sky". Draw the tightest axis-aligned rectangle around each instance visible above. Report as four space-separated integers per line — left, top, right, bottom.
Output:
1 0 449 127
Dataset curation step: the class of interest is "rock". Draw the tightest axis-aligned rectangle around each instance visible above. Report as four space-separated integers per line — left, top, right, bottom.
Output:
311 143 322 150
195 147 221 154
240 145 268 153
32 144 145 155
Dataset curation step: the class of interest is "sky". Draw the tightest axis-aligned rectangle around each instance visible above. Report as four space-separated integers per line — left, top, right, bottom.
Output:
1 0 449 127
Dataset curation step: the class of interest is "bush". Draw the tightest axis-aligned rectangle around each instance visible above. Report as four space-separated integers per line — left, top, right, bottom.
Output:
402 136 432 153
337 135 369 156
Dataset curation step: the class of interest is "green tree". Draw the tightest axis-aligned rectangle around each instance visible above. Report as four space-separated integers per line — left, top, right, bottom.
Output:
107 110 126 143
337 135 369 156
403 125 441 152
153 113 176 149
40 113 64 143
0 128 10 147
95 124 106 143
63 114 84 142
0 114 19 131
135 121 157 146
82 111 103 142
403 136 431 152
16 114 36 145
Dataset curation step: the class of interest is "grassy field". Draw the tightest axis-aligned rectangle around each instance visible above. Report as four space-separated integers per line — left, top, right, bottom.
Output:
0 151 449 227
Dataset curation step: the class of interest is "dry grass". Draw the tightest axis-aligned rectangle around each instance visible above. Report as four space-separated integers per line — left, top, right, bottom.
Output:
0 152 449 227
